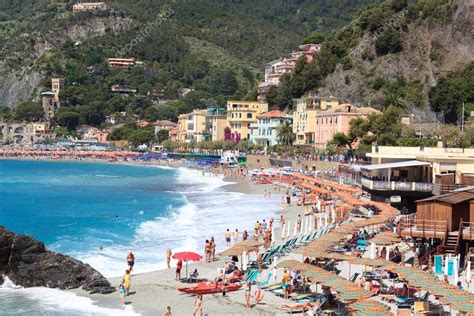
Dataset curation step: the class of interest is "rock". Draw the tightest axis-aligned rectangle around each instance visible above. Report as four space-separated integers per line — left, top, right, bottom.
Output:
0 226 115 294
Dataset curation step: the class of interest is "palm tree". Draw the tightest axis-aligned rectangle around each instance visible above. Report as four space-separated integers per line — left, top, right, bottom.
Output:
276 121 296 146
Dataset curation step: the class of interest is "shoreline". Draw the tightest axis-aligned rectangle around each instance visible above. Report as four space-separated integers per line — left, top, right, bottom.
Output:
2 157 302 315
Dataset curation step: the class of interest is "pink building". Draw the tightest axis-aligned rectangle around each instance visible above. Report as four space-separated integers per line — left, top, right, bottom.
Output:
314 104 379 149
92 131 109 143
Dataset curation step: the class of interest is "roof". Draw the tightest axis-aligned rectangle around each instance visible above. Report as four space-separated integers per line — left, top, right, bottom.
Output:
152 120 177 127
257 110 285 119
361 160 431 171
417 188 474 205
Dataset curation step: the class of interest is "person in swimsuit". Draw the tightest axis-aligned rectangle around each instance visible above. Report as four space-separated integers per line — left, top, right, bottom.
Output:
164 306 172 316
245 281 252 308
127 252 135 271
176 259 182 280
210 237 216 261
166 249 172 269
118 282 127 305
193 295 203 316
122 269 131 295
233 229 239 244
282 270 291 299
225 229 231 246
204 240 211 263
242 230 248 241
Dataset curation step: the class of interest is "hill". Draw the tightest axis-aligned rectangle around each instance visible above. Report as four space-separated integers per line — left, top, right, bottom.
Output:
0 0 378 116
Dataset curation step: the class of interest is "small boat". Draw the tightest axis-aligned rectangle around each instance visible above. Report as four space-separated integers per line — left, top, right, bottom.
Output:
178 282 242 295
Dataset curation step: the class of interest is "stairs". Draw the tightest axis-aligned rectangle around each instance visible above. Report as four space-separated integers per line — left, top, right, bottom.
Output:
443 232 459 254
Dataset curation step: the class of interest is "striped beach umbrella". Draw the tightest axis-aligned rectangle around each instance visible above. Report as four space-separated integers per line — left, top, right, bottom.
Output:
350 300 391 312
452 300 474 313
337 288 374 301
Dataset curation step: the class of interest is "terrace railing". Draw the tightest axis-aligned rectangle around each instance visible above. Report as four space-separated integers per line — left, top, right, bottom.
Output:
432 183 469 195
361 179 433 192
399 214 448 239
462 220 474 241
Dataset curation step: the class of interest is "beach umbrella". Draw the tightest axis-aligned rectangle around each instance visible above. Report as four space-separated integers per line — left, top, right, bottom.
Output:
337 287 374 301
172 252 202 280
275 260 303 269
452 300 474 313
350 299 391 313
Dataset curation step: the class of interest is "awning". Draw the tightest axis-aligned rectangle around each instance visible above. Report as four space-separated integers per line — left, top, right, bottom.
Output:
361 160 431 171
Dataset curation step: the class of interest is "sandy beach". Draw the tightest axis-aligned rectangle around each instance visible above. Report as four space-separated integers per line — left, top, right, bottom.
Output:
70 172 308 315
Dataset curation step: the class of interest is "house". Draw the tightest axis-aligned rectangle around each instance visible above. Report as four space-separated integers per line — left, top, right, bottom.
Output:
257 44 321 102
168 128 178 141
226 101 268 141
91 130 109 143
314 104 379 148
137 120 150 128
177 109 208 142
107 58 143 69
292 94 340 145
111 84 137 96
147 89 165 99
152 120 178 135
72 2 107 12
206 108 227 142
399 188 474 260
178 88 193 99
360 146 474 210
0 122 55 145
249 110 292 147
105 112 139 125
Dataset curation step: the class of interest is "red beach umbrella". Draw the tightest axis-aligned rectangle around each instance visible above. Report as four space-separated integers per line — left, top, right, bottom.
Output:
172 252 202 262
172 252 202 281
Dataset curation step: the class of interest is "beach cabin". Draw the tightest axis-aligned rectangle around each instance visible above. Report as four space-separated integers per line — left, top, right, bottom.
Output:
400 188 474 261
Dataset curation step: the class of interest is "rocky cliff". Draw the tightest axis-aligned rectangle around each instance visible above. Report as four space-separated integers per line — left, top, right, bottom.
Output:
319 0 474 107
0 227 115 294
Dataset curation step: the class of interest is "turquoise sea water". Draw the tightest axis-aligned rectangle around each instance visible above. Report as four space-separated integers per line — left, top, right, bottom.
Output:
0 159 280 315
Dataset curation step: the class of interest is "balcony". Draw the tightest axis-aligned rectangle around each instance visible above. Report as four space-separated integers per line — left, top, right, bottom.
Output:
361 178 433 192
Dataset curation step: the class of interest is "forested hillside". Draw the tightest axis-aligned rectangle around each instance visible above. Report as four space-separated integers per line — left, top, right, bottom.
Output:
0 0 377 123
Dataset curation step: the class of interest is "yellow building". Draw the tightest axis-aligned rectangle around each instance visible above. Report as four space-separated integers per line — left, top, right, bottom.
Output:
226 101 268 140
177 110 208 143
292 94 339 145
206 108 227 141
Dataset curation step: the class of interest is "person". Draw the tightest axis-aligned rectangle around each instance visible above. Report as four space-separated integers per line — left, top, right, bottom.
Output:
127 252 135 271
242 230 248 241
123 269 131 295
176 259 183 280
225 229 231 246
443 275 449 284
164 306 172 316
119 282 127 306
280 215 285 227
286 195 291 206
282 270 291 299
252 229 259 241
204 240 211 263
379 247 387 259
296 215 302 233
210 237 216 261
166 249 172 269
233 229 239 244
245 281 252 308
457 281 464 290
262 219 267 231
193 295 203 316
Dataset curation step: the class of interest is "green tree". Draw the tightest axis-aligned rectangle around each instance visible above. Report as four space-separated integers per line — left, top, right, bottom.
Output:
156 129 169 143
375 27 403 56
14 101 44 121
276 121 296 145
303 32 325 44
55 109 80 131
127 126 156 146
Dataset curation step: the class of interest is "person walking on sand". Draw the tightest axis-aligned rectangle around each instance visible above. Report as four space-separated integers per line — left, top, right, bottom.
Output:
176 259 183 280
204 239 211 263
122 269 131 295
164 306 172 316
166 249 172 269
242 230 248 241
193 295 203 316
245 281 252 308
280 215 285 227
127 251 135 271
225 228 231 246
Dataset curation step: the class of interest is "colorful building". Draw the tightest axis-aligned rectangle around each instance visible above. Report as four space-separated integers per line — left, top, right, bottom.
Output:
107 58 143 69
206 108 227 141
314 104 379 148
226 101 268 141
72 2 107 12
177 109 208 143
249 110 292 147
292 94 340 145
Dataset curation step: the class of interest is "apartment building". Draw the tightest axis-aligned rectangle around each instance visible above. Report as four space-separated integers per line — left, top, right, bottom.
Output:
107 58 143 69
226 101 268 141
72 2 107 12
249 110 292 147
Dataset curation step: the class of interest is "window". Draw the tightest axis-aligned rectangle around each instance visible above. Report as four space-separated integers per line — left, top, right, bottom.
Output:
247 113 252 119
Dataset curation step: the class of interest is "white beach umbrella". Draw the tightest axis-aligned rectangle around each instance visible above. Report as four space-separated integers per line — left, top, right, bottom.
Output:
271 225 275 247
293 222 298 237
281 223 286 240
286 220 291 238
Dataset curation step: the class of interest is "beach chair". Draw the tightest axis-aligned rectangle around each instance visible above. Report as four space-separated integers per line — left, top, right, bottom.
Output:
189 269 199 283
306 296 326 315
263 283 281 291
258 273 272 287
248 270 259 283
349 272 359 283
244 269 257 282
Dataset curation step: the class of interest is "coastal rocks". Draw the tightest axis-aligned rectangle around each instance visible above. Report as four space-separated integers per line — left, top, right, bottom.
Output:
0 226 115 294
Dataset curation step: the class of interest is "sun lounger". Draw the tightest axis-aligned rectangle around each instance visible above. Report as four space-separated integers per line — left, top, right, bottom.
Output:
257 273 272 287
263 283 281 291
280 302 314 313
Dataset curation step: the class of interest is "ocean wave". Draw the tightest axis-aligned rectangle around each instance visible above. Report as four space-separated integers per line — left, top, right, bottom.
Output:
0 277 139 316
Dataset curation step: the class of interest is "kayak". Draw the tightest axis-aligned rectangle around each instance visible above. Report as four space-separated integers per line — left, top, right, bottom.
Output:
178 282 243 295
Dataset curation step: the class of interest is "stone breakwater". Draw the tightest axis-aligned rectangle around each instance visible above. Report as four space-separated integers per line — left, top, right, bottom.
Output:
0 227 115 294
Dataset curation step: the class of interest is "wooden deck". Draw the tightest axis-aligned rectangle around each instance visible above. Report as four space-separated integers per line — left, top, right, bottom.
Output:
401 227 474 240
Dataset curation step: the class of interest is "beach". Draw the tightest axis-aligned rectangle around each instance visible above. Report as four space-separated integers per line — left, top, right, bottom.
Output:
70 177 306 315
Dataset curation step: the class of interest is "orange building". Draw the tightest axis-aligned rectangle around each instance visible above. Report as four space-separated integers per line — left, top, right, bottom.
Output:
314 104 379 148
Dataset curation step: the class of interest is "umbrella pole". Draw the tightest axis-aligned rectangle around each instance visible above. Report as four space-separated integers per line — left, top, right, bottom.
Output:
186 261 188 281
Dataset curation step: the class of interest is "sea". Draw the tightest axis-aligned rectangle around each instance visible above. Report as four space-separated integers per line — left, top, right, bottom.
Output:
0 159 281 315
